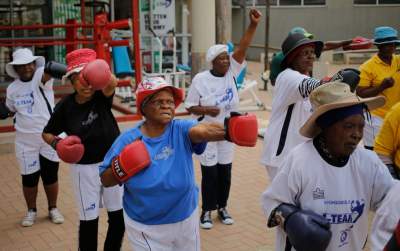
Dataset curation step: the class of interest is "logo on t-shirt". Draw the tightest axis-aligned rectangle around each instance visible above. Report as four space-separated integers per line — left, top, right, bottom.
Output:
28 160 37 168
323 199 365 248
82 111 98 126
323 199 365 224
216 88 234 107
85 203 96 211
339 225 353 247
312 187 325 200
154 146 174 160
15 92 34 113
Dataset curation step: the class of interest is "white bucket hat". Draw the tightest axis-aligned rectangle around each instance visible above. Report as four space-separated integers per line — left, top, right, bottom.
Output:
6 48 45 79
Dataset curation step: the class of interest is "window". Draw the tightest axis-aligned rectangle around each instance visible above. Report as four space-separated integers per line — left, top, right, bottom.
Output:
354 0 400 4
304 0 326 5
232 0 325 6
379 0 400 3
354 0 375 3
280 0 302 5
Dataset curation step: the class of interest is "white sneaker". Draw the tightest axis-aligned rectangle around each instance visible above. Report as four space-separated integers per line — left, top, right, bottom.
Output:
218 208 234 225
21 210 37 227
49 208 64 224
200 211 213 229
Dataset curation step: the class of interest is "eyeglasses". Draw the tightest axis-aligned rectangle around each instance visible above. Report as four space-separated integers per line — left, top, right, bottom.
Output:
148 99 175 108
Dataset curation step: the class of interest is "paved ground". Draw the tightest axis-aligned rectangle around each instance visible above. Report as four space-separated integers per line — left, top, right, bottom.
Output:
0 61 366 251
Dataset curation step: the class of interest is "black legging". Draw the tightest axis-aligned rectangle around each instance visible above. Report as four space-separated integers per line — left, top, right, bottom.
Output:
21 155 59 187
79 209 125 251
201 163 232 211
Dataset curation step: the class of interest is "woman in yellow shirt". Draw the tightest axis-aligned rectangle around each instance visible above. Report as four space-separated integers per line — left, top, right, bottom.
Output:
374 101 400 179
356 26 400 150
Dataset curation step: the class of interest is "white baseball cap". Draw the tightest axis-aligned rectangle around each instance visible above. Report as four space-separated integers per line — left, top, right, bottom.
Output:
6 48 45 79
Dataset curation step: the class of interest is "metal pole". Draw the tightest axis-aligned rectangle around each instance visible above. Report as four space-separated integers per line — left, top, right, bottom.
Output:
110 0 115 22
10 0 15 48
263 0 270 90
80 0 86 37
132 0 142 84
149 0 155 72
242 0 246 36
264 0 270 72
181 4 189 66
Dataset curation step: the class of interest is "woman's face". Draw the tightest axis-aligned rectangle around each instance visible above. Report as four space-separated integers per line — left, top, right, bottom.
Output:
143 89 175 125
14 62 36 82
378 43 396 59
323 114 364 158
70 73 95 99
291 45 315 75
212 52 230 75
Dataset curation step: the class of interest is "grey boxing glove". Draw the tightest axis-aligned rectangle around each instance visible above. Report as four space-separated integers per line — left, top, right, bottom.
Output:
268 203 332 251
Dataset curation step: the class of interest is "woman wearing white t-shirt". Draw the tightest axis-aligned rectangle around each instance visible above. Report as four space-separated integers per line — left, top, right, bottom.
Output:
260 32 326 181
185 9 261 230
5 48 65 227
261 82 394 251
370 181 400 251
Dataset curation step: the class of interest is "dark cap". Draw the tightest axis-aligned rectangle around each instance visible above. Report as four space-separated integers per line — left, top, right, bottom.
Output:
281 33 324 69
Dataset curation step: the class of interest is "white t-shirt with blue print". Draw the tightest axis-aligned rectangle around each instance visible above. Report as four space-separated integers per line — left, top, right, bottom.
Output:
6 66 55 133
100 119 206 225
185 55 244 124
261 141 393 251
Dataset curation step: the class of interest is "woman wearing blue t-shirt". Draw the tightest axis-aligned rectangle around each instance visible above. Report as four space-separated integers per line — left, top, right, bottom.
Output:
99 77 257 251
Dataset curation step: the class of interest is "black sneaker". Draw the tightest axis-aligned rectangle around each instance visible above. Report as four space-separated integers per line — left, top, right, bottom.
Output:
200 211 213 229
218 208 234 225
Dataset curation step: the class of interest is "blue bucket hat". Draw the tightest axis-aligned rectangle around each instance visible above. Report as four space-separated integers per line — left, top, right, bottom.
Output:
373 26 400 45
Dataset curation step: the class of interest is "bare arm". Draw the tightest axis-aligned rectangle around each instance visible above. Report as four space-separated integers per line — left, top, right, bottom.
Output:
189 123 225 143
187 106 220 117
41 72 52 85
232 9 261 64
356 77 394 98
42 132 61 151
323 40 352 51
42 132 57 145
102 74 118 97
101 168 119 187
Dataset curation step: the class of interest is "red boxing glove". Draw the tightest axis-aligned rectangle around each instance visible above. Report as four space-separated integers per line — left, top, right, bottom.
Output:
343 36 373 51
79 59 112 90
56 136 85 163
111 140 151 183
224 112 258 147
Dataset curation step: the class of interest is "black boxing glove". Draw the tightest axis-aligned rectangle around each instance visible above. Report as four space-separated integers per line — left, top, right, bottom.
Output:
386 164 400 180
331 68 360 92
44 61 67 79
268 203 332 251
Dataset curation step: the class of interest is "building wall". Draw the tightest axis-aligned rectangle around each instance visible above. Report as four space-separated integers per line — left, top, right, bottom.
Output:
232 0 400 60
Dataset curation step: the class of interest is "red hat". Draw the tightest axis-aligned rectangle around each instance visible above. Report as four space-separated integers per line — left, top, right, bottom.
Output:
136 77 184 115
62 48 97 84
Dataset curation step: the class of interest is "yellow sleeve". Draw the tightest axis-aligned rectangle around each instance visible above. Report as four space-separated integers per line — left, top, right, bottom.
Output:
358 62 374 87
374 104 400 157
396 55 400 71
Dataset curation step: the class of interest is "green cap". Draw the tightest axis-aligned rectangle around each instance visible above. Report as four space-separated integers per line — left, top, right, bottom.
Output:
289 27 314 39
